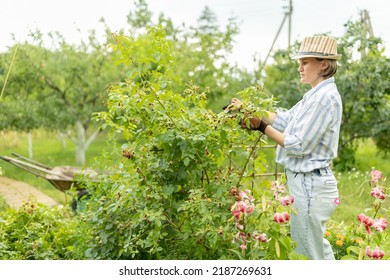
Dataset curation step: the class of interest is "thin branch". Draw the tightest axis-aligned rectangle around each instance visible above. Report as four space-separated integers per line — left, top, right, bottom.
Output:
0 45 19 102
235 134 263 188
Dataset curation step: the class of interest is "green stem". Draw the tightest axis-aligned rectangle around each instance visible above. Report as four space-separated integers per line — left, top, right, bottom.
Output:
372 203 381 219
163 213 181 232
235 134 263 188
0 45 19 102
341 180 369 199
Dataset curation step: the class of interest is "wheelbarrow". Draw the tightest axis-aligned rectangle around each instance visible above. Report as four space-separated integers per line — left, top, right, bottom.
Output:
0 153 100 210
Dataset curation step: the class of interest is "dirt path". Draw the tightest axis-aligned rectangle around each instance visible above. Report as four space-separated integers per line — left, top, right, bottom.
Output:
0 176 58 209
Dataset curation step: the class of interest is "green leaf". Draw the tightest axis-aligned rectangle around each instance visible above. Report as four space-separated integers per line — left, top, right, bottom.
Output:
183 157 191 167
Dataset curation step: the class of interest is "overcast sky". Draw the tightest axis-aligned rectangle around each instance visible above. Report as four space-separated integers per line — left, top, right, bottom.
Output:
2 0 389 69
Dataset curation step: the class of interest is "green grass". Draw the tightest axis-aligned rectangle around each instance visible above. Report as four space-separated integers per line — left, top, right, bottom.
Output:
355 139 390 176
332 139 389 223
0 195 7 210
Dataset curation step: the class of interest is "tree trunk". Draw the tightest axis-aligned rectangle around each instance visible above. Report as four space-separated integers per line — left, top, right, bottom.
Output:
27 131 33 159
75 121 86 165
75 121 100 166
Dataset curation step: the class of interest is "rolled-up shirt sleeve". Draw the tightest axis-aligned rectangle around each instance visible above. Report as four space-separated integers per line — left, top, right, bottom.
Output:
283 101 332 158
272 107 295 132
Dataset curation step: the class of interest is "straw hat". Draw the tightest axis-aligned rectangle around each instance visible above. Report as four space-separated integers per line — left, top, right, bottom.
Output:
292 35 341 60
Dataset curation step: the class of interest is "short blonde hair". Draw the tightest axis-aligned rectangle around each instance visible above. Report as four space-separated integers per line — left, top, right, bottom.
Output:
318 59 338 78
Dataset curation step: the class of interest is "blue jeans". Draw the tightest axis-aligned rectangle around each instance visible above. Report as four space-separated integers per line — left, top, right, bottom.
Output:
285 168 339 260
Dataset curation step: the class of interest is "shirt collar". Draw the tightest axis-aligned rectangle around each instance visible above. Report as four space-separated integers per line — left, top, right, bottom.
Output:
303 77 335 101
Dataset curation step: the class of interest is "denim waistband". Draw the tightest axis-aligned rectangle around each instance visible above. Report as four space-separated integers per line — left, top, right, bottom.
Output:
286 166 332 177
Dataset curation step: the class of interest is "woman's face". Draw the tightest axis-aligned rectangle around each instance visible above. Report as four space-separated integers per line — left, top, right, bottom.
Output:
297 57 327 88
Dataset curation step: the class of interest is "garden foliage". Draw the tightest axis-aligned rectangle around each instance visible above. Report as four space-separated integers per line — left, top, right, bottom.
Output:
74 26 302 260
0 11 388 259
0 198 77 260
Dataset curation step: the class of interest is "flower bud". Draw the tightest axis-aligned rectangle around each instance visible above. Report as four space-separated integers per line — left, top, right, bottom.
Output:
365 247 385 259
273 211 290 223
279 195 294 206
370 187 385 200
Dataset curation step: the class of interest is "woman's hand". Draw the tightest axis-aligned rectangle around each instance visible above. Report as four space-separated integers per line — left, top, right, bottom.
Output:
230 98 242 111
223 98 242 112
241 116 261 130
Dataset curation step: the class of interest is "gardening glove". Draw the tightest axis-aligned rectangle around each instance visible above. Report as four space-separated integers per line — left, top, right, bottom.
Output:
241 117 269 134
240 116 261 130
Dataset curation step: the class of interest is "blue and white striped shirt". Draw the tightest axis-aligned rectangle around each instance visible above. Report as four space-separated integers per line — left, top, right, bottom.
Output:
272 77 342 173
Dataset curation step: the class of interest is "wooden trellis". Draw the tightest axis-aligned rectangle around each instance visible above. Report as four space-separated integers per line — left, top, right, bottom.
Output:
253 144 283 181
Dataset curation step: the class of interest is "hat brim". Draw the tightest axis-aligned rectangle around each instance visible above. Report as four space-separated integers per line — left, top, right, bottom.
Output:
291 53 341 60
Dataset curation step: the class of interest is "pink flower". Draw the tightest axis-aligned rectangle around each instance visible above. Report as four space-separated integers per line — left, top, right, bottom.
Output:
231 200 253 215
232 210 241 221
370 170 382 183
334 198 340 205
252 232 270 243
235 222 244 231
231 193 255 218
244 205 254 214
273 212 290 223
358 213 374 234
365 247 385 259
370 187 385 200
279 195 294 206
233 231 247 243
237 231 248 242
239 190 254 203
236 201 247 212
240 243 247 250
271 181 286 198
231 201 245 213
373 218 388 232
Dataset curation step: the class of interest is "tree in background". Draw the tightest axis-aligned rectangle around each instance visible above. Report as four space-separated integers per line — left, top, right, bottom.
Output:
0 44 47 158
0 28 125 165
336 20 390 168
3 2 388 170
0 0 256 164
127 0 255 112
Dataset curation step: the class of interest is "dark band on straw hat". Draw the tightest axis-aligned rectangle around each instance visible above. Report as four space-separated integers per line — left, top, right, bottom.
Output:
296 51 338 57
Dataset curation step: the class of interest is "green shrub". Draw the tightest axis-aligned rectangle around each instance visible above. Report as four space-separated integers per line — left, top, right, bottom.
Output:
0 197 79 259
72 26 301 260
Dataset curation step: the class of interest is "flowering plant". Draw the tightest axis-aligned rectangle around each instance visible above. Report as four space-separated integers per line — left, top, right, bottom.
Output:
228 176 305 260
333 169 389 260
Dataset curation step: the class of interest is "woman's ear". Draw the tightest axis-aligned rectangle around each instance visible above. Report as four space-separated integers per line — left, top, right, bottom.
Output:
321 60 329 70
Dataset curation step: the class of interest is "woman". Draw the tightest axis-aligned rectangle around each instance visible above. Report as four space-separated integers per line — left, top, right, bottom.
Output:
231 35 343 260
